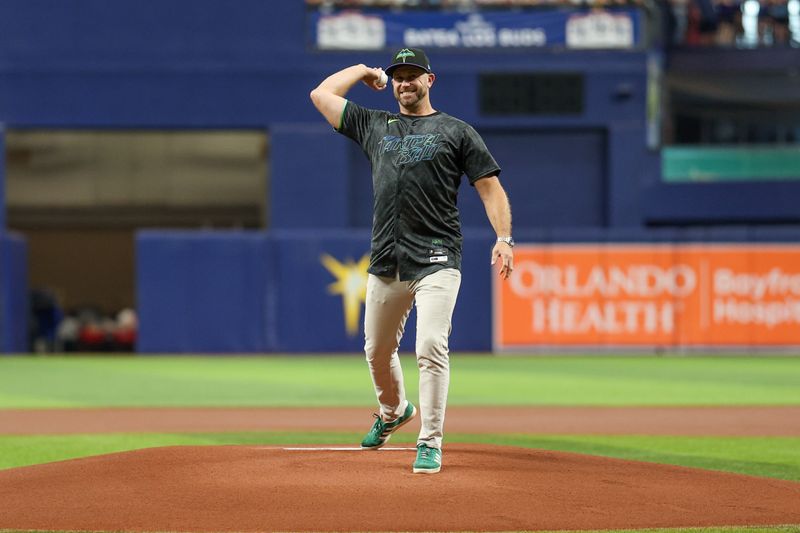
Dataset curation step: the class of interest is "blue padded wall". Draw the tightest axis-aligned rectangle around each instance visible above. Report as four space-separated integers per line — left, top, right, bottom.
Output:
268 230 499 353
136 231 271 353
465 130 608 228
0 232 28 353
269 121 616 233
270 124 352 229
135 229 501 353
269 230 375 352
0 127 5 231
136 228 800 353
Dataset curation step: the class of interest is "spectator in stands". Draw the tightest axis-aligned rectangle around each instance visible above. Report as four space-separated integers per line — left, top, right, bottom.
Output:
763 0 791 44
655 0 679 47
29 288 63 353
715 0 743 44
684 0 719 44
113 308 138 352
56 311 81 352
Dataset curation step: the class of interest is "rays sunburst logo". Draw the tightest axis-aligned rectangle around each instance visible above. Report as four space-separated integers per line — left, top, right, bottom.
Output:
321 253 370 337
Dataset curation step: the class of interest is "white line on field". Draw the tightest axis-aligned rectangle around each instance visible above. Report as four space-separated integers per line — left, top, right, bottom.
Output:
281 447 416 451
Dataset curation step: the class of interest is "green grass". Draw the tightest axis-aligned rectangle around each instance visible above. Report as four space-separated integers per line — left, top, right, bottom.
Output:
1 355 799 408
2 432 799 482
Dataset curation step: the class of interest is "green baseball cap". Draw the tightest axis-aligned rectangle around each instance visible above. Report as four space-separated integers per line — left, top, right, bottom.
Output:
385 47 432 77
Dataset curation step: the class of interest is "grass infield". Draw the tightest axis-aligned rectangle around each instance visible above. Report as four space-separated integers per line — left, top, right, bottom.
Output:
1 433 799 482
1 355 799 408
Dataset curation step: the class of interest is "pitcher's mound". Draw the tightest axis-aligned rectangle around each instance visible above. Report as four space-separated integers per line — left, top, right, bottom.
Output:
1 444 799 532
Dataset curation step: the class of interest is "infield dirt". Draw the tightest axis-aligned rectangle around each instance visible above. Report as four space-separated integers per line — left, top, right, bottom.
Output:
1 405 799 435
1 406 799 532
1 444 800 532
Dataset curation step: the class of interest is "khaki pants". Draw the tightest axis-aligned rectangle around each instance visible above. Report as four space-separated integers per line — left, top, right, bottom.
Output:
364 268 461 450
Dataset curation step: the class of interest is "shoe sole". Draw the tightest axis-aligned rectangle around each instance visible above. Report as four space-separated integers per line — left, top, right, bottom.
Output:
412 465 441 474
361 404 417 450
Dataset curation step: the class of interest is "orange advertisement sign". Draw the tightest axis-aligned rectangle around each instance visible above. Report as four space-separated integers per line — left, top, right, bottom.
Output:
494 244 800 349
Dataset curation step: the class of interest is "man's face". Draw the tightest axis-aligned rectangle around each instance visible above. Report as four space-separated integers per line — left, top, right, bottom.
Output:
391 66 434 111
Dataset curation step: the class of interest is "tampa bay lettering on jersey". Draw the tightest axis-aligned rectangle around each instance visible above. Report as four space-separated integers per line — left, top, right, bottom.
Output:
380 134 442 165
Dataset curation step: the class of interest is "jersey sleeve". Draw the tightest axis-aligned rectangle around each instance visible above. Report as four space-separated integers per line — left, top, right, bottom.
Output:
460 124 502 185
336 100 379 148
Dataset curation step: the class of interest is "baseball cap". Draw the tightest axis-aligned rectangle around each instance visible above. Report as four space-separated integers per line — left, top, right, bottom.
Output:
385 48 432 77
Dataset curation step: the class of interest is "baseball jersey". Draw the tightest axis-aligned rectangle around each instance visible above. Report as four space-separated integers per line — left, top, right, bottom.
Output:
338 100 501 281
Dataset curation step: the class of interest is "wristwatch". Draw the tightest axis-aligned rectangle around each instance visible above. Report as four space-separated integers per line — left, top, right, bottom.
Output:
497 236 515 248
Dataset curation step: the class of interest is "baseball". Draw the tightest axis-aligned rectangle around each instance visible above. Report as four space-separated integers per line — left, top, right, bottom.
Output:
377 71 388 87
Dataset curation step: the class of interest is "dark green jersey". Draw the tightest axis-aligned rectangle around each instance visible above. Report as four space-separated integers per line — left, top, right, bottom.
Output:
338 101 501 281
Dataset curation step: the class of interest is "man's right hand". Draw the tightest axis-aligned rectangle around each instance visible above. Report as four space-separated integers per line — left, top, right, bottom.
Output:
363 67 388 91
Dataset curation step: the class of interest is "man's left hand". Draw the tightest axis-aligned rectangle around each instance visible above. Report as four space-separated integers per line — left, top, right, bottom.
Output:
491 242 514 280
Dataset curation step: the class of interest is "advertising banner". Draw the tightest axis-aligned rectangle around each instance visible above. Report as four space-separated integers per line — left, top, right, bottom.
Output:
494 244 800 350
308 8 640 50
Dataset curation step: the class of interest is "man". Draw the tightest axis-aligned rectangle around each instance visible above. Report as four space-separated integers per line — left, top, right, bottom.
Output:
310 47 513 474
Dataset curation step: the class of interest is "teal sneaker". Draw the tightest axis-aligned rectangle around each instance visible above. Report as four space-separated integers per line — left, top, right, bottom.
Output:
360 401 417 450
412 443 442 474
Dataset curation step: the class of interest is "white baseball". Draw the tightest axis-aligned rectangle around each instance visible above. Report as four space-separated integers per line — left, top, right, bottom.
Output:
377 71 388 87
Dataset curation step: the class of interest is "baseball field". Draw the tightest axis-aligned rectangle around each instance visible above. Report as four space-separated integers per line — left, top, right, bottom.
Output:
0 354 799 532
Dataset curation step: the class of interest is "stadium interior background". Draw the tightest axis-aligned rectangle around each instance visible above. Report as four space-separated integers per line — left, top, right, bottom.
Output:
1 0 799 354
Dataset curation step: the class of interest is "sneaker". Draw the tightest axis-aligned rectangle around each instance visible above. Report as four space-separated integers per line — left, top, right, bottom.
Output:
360 401 417 450
412 443 442 474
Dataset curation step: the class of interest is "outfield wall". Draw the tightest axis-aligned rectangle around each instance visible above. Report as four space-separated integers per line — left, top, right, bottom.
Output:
137 229 496 353
137 228 800 353
0 232 28 353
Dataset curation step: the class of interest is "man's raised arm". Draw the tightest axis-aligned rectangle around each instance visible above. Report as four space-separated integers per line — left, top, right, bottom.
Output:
310 64 387 129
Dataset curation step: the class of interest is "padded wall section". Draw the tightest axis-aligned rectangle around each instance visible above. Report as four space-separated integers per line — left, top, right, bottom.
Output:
269 230 373 352
643 182 800 224
0 127 5 230
270 123 352 229
136 231 271 353
268 230 497 353
460 130 607 229
135 230 498 353
136 228 800 353
0 232 28 353
347 129 609 232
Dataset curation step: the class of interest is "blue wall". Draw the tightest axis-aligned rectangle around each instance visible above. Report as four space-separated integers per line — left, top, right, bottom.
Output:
137 229 498 353
136 227 800 353
137 231 272 353
0 232 28 353
0 127 5 232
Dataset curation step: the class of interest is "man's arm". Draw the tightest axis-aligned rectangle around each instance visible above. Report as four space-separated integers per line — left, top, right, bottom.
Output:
474 176 514 280
310 64 386 129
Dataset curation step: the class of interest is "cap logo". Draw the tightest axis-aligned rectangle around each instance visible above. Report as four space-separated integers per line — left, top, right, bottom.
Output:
395 48 415 62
